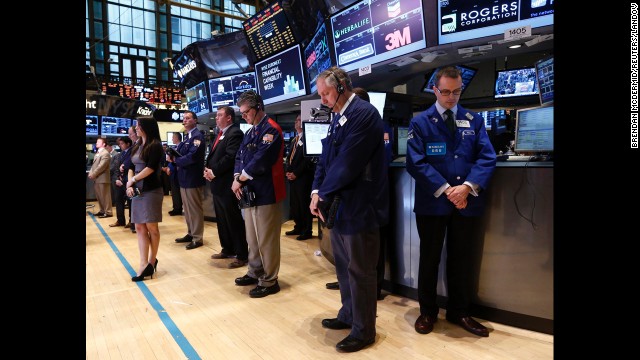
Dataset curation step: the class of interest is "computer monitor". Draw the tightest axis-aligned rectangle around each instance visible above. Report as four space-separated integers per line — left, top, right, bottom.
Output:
395 126 409 156
302 121 331 157
86 115 99 136
535 55 554 106
494 67 539 99
101 116 132 137
514 105 553 154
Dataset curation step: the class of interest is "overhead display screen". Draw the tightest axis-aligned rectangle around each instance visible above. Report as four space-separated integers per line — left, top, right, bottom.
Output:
101 116 132 137
242 1 297 62
86 115 99 136
330 0 427 72
185 81 211 117
304 22 334 94
208 72 257 111
438 0 554 45
255 45 307 105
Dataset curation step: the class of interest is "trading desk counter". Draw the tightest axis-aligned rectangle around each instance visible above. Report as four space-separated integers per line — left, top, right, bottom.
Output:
385 161 553 334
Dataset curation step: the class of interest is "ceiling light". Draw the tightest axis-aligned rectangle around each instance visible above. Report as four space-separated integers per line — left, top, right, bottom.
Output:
508 44 522 49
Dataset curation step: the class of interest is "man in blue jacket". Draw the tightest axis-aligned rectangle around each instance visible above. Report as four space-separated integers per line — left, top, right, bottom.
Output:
406 66 496 337
172 110 206 250
310 67 389 353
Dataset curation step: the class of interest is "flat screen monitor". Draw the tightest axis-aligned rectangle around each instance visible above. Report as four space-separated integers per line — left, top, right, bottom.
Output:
185 81 211 117
368 91 386 118
240 123 253 133
535 55 554 106
255 45 308 105
514 105 553 153
421 65 477 94
304 21 334 94
167 132 184 146
330 0 427 73
494 67 538 99
242 1 298 62
208 72 257 112
86 115 99 136
101 116 132 137
438 0 554 45
477 109 507 132
396 126 408 156
302 121 331 156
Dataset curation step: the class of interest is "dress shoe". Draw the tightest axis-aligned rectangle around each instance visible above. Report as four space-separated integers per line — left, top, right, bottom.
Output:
185 241 203 250
131 228 137 234
94 211 105 217
335 335 375 352
168 210 182 216
124 222 132 229
296 233 312 240
285 229 301 235
326 282 340 290
414 314 438 334
175 234 193 243
235 274 258 286
132 263 155 282
211 252 234 259
109 221 124 227
446 315 489 337
98 214 113 218
228 259 247 269
321 318 351 330
249 281 280 298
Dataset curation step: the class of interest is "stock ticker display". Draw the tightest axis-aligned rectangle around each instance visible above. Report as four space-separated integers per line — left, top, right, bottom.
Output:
243 1 297 61
102 82 183 104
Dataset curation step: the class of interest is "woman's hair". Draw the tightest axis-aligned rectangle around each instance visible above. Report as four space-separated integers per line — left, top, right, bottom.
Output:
131 117 161 161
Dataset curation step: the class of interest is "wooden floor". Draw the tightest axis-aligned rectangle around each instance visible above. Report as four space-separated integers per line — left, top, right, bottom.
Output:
86 196 553 359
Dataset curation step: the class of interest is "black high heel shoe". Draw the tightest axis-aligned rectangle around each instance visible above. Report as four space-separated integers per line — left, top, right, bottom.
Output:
132 263 155 282
154 258 158 271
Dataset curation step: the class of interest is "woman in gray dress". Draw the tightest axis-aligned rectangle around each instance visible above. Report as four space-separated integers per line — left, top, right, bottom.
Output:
126 117 165 281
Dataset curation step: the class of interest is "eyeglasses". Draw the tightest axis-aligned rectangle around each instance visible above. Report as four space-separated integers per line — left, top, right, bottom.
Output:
241 108 253 117
435 87 463 96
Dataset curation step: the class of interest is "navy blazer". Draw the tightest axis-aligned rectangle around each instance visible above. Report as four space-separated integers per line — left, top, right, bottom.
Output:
406 104 496 216
312 95 389 234
175 129 206 188
206 125 243 196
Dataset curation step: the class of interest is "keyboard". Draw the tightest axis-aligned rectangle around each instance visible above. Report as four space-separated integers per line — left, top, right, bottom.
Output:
506 155 535 162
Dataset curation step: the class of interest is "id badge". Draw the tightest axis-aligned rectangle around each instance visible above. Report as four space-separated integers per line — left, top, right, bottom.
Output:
426 142 446 155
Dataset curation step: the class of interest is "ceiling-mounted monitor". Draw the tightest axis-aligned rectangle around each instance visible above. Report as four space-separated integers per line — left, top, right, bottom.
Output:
304 21 335 94
534 55 554 106
208 72 257 112
242 1 298 62
329 0 427 72
438 0 554 45
494 67 538 99
255 45 308 105
185 81 211 117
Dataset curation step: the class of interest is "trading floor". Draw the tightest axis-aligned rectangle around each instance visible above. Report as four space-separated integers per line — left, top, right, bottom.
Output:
86 196 553 359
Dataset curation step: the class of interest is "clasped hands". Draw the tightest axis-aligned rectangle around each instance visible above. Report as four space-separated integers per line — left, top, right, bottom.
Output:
445 185 469 209
203 167 215 182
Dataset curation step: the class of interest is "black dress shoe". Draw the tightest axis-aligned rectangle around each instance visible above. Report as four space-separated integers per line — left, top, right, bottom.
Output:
185 241 203 250
285 229 301 235
235 274 259 286
414 314 438 334
94 212 105 216
98 214 113 218
446 315 489 337
296 233 312 240
168 210 182 216
325 282 340 290
336 335 375 352
249 281 280 298
175 234 193 243
321 318 351 330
